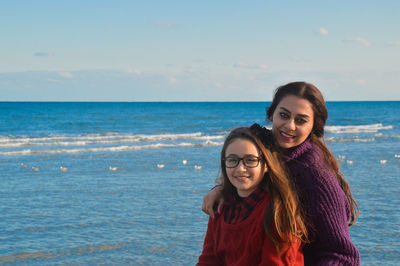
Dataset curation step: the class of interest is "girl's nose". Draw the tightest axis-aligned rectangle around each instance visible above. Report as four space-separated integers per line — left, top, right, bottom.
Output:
237 160 247 170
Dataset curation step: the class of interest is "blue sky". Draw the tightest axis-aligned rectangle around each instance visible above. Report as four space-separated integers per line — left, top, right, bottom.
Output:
1 0 399 101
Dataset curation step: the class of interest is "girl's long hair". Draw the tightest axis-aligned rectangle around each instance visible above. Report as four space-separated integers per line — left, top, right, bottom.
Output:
218 126 308 249
266 81 359 226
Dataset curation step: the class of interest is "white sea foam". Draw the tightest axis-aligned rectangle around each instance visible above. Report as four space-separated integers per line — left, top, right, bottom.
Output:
195 135 225 140
0 132 224 147
0 141 90 148
0 140 225 156
325 123 392 134
324 137 375 143
2 124 393 156
0 133 199 142
197 140 223 147
0 132 228 153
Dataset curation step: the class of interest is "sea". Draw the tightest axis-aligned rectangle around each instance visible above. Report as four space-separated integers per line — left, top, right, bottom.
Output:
0 101 399 265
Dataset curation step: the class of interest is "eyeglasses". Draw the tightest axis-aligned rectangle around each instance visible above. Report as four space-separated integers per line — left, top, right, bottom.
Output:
223 155 262 168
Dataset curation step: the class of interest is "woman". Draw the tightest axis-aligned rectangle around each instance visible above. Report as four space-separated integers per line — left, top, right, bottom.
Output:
202 82 360 265
197 126 306 265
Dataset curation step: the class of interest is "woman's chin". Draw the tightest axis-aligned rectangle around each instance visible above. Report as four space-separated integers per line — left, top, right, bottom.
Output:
277 139 296 149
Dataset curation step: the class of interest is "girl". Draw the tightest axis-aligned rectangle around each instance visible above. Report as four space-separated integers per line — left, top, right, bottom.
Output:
197 126 307 265
202 82 360 265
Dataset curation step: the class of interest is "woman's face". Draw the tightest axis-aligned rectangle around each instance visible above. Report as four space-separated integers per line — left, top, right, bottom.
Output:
271 95 314 149
225 138 267 198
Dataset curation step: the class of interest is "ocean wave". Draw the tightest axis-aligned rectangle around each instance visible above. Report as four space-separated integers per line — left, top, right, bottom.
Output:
325 123 392 134
325 137 376 143
0 140 224 156
0 132 226 149
0 132 204 143
0 140 90 148
2 124 395 155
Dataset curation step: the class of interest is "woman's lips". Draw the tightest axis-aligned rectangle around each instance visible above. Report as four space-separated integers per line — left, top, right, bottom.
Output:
280 131 295 141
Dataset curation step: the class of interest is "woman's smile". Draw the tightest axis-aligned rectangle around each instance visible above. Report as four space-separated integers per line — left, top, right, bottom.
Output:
272 95 314 149
280 130 295 140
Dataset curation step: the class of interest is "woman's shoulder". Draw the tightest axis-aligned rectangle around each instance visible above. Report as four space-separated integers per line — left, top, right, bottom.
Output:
284 138 324 168
285 140 340 189
286 142 350 218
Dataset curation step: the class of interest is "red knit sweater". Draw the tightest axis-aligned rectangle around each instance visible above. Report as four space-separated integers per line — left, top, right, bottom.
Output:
197 193 304 266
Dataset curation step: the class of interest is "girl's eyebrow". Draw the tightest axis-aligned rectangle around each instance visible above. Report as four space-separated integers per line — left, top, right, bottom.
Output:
226 153 258 157
279 107 310 118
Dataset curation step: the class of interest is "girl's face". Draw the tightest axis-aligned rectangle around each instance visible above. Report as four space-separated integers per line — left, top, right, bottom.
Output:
225 138 267 198
271 95 314 149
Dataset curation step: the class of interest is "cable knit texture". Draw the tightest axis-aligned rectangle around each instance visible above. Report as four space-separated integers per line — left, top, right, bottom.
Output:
280 135 360 266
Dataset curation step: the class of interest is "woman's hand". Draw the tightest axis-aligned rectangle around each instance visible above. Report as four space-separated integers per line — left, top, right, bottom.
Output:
201 186 224 218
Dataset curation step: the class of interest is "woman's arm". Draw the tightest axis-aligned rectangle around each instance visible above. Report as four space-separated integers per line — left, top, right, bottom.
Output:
201 186 224 218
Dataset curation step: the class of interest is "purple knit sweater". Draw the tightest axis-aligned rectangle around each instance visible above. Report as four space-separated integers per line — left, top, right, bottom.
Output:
281 137 360 266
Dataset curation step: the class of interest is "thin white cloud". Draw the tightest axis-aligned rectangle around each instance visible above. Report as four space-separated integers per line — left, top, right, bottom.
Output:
233 62 267 70
153 21 174 27
387 41 400 46
319 27 328 35
345 37 371 47
289 56 308 63
34 51 54 57
356 79 366 85
185 67 195 73
126 68 141 75
59 72 73 78
168 77 178 83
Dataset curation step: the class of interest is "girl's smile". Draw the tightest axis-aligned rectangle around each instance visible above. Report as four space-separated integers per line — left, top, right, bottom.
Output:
225 138 267 197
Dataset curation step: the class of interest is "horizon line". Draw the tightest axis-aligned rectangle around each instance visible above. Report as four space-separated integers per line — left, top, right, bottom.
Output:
1 100 400 103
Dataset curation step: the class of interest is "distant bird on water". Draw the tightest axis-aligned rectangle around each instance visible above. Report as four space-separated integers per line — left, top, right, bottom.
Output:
157 164 165 169
32 167 39 172
194 165 202 170
182 160 187 165
60 166 68 172
109 166 118 171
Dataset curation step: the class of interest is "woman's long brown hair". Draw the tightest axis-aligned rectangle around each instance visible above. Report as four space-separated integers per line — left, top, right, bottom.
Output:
266 81 359 226
218 126 308 249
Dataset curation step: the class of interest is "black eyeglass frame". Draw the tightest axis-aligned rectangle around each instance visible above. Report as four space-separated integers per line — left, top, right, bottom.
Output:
222 156 262 168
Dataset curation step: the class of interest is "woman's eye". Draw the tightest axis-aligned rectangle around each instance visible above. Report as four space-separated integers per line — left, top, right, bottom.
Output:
226 158 238 163
295 118 307 124
279 112 289 119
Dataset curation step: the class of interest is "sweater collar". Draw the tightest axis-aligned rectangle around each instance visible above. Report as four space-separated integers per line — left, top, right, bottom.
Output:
281 137 313 163
226 187 266 206
262 127 313 162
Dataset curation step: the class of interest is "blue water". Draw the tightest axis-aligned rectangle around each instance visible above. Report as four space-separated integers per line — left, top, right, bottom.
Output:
0 101 399 265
